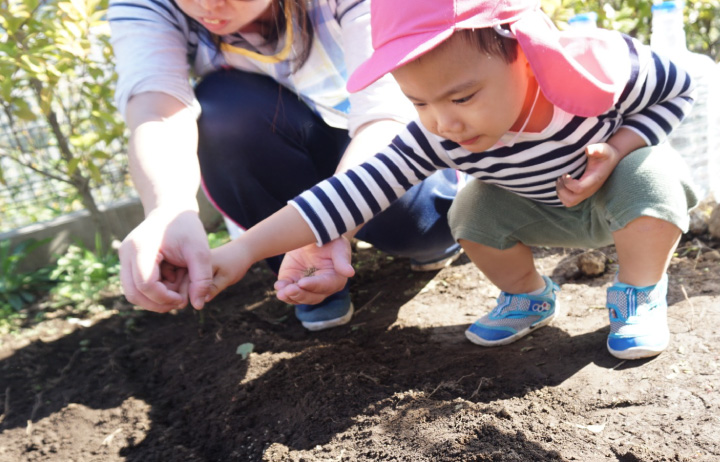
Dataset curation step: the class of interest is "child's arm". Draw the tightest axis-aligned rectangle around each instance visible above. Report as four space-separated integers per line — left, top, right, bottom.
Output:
558 39 695 207
557 128 646 207
199 121 451 307
201 206 319 308
274 119 407 306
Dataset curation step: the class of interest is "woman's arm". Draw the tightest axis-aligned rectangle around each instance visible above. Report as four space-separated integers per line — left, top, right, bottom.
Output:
118 92 213 312
125 92 201 214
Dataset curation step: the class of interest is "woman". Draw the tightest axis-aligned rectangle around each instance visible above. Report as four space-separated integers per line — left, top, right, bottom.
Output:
109 0 462 330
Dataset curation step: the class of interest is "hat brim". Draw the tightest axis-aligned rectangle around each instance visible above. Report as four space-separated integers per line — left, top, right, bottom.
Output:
347 28 455 93
512 13 630 117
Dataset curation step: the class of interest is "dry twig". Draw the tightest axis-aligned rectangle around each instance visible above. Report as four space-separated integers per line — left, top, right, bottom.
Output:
680 284 695 331
470 377 488 399
353 291 383 316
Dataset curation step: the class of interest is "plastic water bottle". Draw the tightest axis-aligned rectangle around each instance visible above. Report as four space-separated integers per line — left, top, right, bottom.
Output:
651 1 720 201
567 12 598 29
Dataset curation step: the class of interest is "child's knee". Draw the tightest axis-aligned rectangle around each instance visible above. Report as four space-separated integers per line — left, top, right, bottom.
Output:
448 181 516 237
601 146 698 233
616 215 682 235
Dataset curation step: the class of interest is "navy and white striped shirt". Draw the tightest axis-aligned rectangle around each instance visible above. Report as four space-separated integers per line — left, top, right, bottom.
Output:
290 35 695 246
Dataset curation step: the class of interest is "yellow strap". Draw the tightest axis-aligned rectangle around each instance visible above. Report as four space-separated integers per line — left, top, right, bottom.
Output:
220 1 294 64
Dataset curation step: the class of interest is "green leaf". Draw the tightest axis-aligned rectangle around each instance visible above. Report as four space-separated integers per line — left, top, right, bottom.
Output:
8 294 24 311
91 150 112 160
67 158 81 176
12 98 37 121
69 131 99 148
19 55 45 73
87 161 102 183
236 343 254 360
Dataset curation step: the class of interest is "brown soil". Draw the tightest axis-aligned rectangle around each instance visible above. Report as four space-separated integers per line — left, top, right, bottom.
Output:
1 237 719 462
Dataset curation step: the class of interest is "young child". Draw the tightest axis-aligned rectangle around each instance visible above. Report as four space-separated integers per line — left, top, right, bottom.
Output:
202 0 698 360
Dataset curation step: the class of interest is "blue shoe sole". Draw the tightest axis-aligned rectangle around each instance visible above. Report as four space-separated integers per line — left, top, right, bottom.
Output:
607 334 669 360
465 302 560 347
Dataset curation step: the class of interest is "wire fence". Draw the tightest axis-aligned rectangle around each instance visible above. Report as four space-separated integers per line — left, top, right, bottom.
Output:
0 118 135 234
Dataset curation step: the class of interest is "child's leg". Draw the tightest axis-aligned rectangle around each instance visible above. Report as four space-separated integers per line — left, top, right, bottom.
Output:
459 240 545 294
448 181 592 346
601 144 697 280
449 176 616 291
598 145 698 359
613 216 681 287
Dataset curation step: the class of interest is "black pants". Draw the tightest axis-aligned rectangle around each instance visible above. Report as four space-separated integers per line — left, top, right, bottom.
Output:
196 69 460 272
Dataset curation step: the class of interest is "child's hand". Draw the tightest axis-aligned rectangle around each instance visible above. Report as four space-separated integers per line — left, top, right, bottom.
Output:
275 237 355 305
194 243 253 309
556 142 621 207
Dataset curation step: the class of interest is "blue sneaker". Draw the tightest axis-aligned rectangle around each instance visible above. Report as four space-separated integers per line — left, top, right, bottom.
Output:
465 276 560 346
294 284 353 331
606 274 669 360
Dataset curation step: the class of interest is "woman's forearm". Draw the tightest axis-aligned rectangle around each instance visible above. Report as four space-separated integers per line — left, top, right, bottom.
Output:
126 92 202 215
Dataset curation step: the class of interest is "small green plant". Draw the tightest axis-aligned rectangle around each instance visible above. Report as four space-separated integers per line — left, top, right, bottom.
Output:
49 234 120 311
236 342 254 360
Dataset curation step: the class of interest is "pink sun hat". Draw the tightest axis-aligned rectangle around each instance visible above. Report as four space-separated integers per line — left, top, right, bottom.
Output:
347 0 631 118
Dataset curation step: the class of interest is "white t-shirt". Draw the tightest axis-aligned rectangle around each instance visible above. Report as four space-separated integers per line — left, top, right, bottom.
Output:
108 0 415 136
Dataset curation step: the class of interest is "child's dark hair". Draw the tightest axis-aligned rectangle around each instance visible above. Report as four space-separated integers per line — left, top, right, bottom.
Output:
456 27 519 63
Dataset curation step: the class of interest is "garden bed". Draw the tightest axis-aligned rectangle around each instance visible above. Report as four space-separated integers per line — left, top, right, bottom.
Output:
1 237 719 461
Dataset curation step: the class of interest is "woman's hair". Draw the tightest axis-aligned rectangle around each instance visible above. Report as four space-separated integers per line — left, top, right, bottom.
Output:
261 0 314 71
185 0 314 73
456 27 519 63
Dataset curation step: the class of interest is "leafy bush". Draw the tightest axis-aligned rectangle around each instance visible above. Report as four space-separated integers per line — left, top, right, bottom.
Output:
0 238 52 312
0 238 53 332
208 229 231 249
49 234 120 311
0 0 128 238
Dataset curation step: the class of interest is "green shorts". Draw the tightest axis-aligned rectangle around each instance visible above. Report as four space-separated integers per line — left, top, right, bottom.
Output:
448 144 699 250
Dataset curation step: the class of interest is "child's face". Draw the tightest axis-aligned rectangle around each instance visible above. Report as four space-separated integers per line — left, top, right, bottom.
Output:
175 0 274 35
392 34 535 152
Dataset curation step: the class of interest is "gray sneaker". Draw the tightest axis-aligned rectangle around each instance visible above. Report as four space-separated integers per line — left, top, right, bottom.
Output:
410 247 464 272
294 284 353 331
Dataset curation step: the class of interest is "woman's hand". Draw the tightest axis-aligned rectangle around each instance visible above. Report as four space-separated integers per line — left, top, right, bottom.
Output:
118 209 213 312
